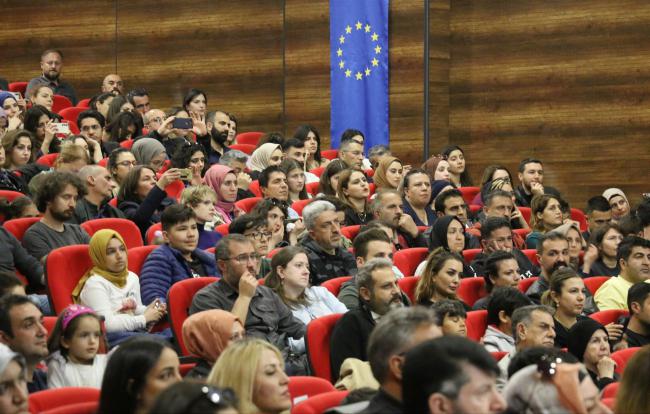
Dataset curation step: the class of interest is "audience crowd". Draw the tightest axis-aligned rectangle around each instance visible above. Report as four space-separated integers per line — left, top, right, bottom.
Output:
1 49 650 414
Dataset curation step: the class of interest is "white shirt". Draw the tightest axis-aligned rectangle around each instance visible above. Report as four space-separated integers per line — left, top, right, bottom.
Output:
47 351 108 388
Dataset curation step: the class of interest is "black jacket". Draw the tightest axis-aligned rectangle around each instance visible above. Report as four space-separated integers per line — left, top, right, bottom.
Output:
0 228 43 291
71 197 126 224
514 185 562 207
329 304 376 382
118 185 175 237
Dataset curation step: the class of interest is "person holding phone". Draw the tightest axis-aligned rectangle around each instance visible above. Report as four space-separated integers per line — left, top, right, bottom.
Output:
0 92 25 131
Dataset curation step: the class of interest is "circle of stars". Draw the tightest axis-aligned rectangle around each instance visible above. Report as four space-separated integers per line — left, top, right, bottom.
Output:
336 20 381 81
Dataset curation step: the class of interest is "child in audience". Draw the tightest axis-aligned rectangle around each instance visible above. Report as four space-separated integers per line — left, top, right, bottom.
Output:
430 299 468 337
46 304 107 388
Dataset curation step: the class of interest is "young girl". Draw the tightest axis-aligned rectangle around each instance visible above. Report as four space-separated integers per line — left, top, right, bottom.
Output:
279 159 309 202
46 304 108 388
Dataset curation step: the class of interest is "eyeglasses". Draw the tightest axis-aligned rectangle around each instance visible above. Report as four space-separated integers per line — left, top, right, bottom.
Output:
187 385 236 410
246 231 272 241
225 253 262 264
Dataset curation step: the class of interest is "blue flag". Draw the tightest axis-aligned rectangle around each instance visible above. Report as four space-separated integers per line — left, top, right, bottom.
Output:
330 0 389 150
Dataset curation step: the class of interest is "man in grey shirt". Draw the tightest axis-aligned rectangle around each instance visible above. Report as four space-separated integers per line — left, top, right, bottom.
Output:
23 172 90 263
190 234 305 351
25 49 77 105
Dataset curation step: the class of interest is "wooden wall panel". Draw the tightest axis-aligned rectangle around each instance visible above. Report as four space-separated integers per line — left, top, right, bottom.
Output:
428 0 451 158
448 0 650 206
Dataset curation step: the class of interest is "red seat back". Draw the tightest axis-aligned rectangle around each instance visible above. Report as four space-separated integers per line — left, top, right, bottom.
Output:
398 276 420 303
305 182 320 196
570 208 588 232
119 139 134 149
458 186 481 204
36 153 59 167
589 309 629 326
145 222 163 245
583 276 611 295
3 217 41 241
98 157 108 167
80 218 144 249
462 248 482 264
249 180 262 197
229 143 255 155
522 249 539 266
321 276 352 296
76 98 91 108
457 277 487 307
52 94 73 113
58 106 86 124
29 387 100 414
368 183 376 197
292 390 349 414
8 81 27 95
235 131 263 146
43 316 57 341
167 277 219 356
127 245 158 275
45 245 92 314
512 228 531 239
601 382 618 399
215 223 230 236
340 225 361 241
164 180 185 200
466 310 488 342
517 276 538 293
305 313 345 381
235 197 262 213
0 189 27 202
288 376 336 407
309 166 325 178
490 351 508 361
611 347 640 375
41 401 98 414
393 247 429 276
518 207 532 226
292 199 313 216
321 149 339 160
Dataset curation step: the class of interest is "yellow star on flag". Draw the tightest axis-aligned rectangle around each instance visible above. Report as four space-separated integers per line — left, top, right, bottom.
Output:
365 24 371 33
355 21 362 30
372 57 379 67
371 32 379 41
355 72 363 80
345 69 352 77
339 60 345 69
345 25 352 34
336 48 343 57
374 45 381 54
365 67 371 76
339 35 345 44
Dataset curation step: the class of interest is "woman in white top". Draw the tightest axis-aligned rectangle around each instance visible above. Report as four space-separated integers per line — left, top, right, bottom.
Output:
265 246 347 353
72 229 167 348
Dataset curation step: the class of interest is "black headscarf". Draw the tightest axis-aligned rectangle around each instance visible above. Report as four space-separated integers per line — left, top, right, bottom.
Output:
429 215 466 251
567 318 607 362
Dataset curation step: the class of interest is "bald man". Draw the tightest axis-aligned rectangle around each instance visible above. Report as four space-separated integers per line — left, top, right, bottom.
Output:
101 74 124 95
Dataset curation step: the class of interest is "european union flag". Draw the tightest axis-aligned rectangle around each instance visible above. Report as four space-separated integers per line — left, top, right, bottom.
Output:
330 0 389 150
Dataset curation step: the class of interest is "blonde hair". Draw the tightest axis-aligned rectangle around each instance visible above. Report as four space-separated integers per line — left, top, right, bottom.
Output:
207 338 284 413
55 143 89 167
180 184 217 206
414 247 463 304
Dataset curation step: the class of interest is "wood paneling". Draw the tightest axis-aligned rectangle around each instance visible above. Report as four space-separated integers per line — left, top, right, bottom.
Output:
447 0 650 206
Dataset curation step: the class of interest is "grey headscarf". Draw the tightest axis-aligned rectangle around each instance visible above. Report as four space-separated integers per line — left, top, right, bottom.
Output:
132 138 166 167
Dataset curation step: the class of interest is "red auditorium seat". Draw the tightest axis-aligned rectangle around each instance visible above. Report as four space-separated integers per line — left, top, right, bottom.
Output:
167 277 219 356
321 276 352 296
466 310 488 342
398 276 419 303
601 382 618 399
29 387 100 414
288 376 336 406
340 225 361 241
292 390 349 414
235 131 263 146
119 139 134 149
305 181 320 196
8 81 27 95
457 277 487 307
321 149 338 160
145 222 162 245
309 166 325 178
164 179 185 201
127 245 158 275
518 207 531 226
393 248 429 276
462 248 482 264
292 199 313 216
249 180 262 197
611 347 640 375
58 106 86 124
235 197 262 213
305 313 345 381
41 401 98 414
76 98 91 108
512 228 531 239
490 351 508 361
518 276 538 294
53 94 73 113
98 157 108 167
589 309 628 326
458 187 480 204
583 276 610 295
522 249 538 265
80 218 143 249
45 245 92 314
570 208 588 232
229 143 256 155
3 217 41 241
36 153 59 167
43 316 57 341
0 189 27 202
215 223 230 236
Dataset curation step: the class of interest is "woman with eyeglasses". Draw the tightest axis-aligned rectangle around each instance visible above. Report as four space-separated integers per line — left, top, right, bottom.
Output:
251 198 303 248
108 148 137 196
132 138 167 173
148 381 238 414
180 185 223 250
203 164 242 225
181 310 245 380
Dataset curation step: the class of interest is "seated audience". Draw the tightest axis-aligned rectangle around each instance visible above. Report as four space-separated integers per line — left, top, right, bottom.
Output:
434 188 470 227
402 336 505 414
318 159 347 196
637 198 650 240
583 195 612 241
367 144 391 169
0 343 29 413
0 295 49 392
300 200 357 285
624 282 650 347
549 221 586 271
26 49 77 104
472 164 513 206
258 166 300 217
127 87 150 116
373 156 404 191
219 150 255 200
97 336 181 414
473 250 522 310
132 138 167 172
0 196 38 220
361 307 441 414
415 248 469 309
415 216 477 277
614 345 650 414
581 223 624 277
293 124 329 170
281 138 319 183
72 165 124 223
203 164 241 225
181 309 244 379
248 143 283 180
430 299 467 336
279 159 310 202
23 105 60 156
441 145 472 187
526 193 565 248
105 95 134 125
200 110 231 165
338 134 365 169
338 168 372 226
190 235 306 357
76 110 107 157
2 130 35 172
46 305 107 388
401 169 436 227
28 85 55 113
329 258 403 381
117 165 178 236
23 171 90 263
228 214 273 278
101 73 123 95
28 143 90 195
140 205 217 305
567 318 618 390
475 187 529 235
180 185 222 250
250 198 295 248
603 187 630 222
149 381 238 414
90 92 114 119
595 236 650 310
514 158 562 207
0 145 28 193
483 287 531 353
74 230 167 347
422 154 451 183
170 142 206 187
107 148 136 195
370 189 427 250
0 224 44 291
207 338 290 414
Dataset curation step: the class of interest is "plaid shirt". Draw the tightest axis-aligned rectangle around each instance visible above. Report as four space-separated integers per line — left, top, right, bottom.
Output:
300 236 358 286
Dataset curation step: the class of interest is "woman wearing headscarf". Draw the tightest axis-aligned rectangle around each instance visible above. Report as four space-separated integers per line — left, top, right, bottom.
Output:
74 230 167 347
415 216 476 277
203 164 243 225
0 343 28 412
373 156 404 191
132 138 167 172
181 310 245 379
247 143 283 180
602 187 630 222
567 318 618 391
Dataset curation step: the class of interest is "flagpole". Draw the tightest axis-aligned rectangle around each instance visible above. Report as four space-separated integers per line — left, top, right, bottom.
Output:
423 0 430 161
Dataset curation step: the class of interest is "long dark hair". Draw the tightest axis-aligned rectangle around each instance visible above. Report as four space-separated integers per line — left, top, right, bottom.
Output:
264 246 311 307
318 159 347 196
183 89 207 112
117 165 155 204
293 124 322 163
441 145 472 186
97 336 175 414
279 159 309 200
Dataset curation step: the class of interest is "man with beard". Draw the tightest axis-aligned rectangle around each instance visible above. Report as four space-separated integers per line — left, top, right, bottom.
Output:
623 282 650 347
26 49 77 105
126 88 151 117
526 232 598 314
101 74 124 96
200 110 232 165
329 258 403 382
514 158 562 207
370 189 427 250
22 172 90 263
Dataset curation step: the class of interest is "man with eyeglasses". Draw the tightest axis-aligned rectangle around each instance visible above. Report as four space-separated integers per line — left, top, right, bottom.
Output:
190 234 306 357
300 200 358 286
126 88 151 117
228 214 273 279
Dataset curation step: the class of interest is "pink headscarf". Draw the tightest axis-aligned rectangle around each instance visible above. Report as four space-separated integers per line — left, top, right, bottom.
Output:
203 164 238 224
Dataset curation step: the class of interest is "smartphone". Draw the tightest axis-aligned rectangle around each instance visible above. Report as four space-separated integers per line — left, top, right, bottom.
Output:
172 117 193 130
284 218 300 224
179 168 192 181
52 122 70 134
